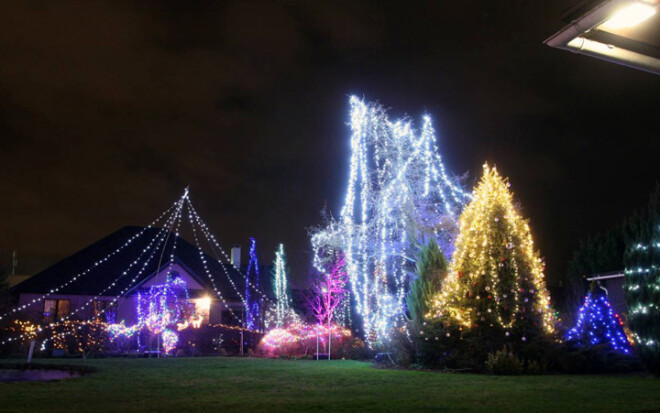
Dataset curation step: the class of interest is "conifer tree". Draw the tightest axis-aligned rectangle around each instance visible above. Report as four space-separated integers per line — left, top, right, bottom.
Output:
406 238 447 335
623 185 660 374
428 164 555 341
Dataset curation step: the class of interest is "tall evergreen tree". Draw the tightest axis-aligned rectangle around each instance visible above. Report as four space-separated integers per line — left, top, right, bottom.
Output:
428 164 555 340
623 184 660 374
406 238 447 335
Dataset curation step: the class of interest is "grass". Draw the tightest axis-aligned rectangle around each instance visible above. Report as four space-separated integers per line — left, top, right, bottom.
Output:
0 357 659 412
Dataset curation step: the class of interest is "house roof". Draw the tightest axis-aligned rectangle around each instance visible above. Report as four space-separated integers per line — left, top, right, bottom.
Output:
11 226 248 302
544 0 660 75
586 270 625 281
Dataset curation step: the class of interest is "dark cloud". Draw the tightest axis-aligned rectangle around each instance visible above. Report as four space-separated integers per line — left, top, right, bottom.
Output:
0 0 658 288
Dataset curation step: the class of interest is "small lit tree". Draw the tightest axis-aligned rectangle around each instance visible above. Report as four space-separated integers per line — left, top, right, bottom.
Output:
308 257 348 326
272 244 291 328
566 283 631 354
245 238 261 330
307 257 348 359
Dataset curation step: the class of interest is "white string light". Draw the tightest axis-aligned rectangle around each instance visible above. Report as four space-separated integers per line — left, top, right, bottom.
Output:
185 197 273 304
3 201 182 346
273 244 290 328
311 96 469 343
0 201 178 322
183 198 244 325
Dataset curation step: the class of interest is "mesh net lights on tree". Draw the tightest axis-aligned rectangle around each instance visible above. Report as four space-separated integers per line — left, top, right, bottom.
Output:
428 164 555 335
311 96 469 344
566 285 631 354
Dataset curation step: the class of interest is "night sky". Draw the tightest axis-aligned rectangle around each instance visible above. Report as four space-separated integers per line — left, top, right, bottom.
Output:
1 1 658 288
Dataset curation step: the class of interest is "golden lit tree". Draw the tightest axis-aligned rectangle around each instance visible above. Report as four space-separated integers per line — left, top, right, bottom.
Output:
428 164 555 338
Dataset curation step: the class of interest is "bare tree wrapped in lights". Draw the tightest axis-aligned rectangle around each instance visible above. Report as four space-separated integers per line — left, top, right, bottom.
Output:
307 256 348 358
310 96 469 344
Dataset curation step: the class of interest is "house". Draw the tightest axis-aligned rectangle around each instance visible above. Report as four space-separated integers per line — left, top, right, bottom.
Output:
10 226 258 329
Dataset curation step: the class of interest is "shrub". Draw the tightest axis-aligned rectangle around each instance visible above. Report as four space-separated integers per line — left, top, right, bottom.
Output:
485 346 524 375
348 338 373 360
556 344 642 374
525 360 544 375
256 323 352 359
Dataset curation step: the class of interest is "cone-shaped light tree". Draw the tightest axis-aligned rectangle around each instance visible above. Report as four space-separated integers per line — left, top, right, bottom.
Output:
428 164 555 338
566 283 631 354
273 244 291 328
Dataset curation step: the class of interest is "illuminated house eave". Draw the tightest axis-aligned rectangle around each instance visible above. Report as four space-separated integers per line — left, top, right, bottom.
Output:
544 0 660 75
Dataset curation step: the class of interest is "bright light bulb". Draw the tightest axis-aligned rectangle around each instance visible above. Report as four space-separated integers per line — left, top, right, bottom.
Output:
601 2 656 29
197 296 212 313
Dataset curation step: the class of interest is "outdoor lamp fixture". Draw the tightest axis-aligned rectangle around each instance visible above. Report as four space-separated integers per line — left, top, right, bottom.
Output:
601 2 656 29
544 0 660 75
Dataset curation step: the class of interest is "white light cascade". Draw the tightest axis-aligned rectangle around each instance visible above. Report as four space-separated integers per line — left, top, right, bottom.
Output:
311 96 469 344
273 244 290 328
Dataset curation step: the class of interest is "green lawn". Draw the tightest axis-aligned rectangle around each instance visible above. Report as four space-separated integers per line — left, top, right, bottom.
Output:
0 357 659 412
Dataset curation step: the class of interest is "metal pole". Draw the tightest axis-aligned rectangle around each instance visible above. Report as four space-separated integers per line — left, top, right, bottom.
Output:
240 331 244 357
27 340 35 363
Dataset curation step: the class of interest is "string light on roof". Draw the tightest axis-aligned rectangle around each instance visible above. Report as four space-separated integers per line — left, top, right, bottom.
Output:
185 198 245 325
185 197 273 305
2 200 183 346
3 188 273 349
0 201 178 322
311 96 469 344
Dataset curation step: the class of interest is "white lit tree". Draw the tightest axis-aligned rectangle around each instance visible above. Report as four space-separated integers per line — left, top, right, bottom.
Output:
272 244 291 328
311 96 469 343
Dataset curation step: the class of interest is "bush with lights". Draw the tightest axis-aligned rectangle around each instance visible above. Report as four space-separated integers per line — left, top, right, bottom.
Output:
422 164 557 372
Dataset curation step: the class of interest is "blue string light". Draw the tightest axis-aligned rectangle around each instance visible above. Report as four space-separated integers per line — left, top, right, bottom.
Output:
245 238 261 330
566 290 632 354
